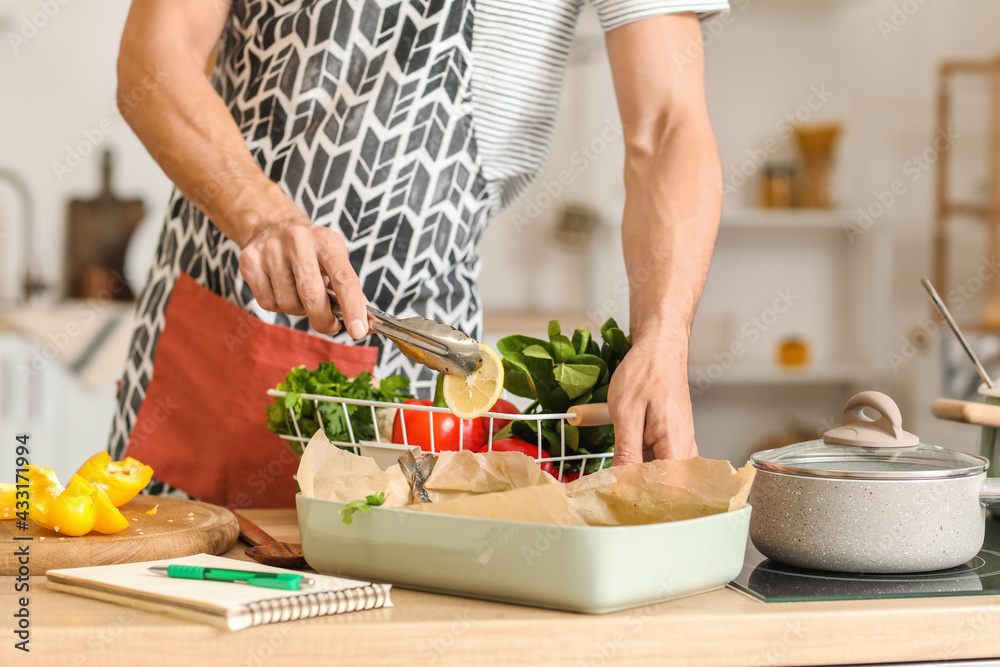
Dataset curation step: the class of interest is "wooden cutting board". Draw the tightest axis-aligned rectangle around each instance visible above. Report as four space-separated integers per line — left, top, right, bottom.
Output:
0 495 239 575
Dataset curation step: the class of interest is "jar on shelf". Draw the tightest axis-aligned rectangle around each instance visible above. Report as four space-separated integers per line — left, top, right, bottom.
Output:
777 337 810 368
759 164 795 209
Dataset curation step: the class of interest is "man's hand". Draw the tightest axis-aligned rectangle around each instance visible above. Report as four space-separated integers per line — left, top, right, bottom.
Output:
239 218 369 337
603 13 722 463
118 0 369 338
608 338 697 465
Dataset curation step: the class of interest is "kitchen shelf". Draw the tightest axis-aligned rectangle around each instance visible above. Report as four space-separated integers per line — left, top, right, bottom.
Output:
688 362 876 386
720 207 855 230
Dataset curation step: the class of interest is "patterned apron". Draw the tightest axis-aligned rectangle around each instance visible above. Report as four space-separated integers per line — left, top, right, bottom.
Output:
109 0 490 496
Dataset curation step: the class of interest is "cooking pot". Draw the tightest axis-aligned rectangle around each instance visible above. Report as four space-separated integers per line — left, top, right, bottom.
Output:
748 391 1000 573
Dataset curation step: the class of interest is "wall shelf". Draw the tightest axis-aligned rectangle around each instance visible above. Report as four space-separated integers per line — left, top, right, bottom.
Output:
689 362 877 387
721 207 855 230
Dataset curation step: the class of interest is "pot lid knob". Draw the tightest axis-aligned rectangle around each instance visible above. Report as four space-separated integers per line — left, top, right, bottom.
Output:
823 391 919 448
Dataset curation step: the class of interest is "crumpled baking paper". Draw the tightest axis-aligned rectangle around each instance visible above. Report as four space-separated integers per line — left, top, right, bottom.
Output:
296 430 754 527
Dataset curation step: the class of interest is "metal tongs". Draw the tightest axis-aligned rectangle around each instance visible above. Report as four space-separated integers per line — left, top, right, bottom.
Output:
327 289 482 377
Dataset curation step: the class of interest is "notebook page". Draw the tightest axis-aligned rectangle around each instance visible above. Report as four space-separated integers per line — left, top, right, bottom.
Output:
45 553 388 613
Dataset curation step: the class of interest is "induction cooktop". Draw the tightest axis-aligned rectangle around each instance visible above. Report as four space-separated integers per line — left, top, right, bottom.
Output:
730 513 1000 602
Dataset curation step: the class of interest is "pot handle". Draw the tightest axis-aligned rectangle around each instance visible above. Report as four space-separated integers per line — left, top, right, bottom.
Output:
931 398 1000 428
981 477 1000 503
823 391 920 449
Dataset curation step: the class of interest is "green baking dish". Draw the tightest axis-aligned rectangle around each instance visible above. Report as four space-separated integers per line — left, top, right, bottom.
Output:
296 493 751 613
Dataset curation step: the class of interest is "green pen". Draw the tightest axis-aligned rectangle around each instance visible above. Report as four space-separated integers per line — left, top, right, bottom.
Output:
148 565 315 590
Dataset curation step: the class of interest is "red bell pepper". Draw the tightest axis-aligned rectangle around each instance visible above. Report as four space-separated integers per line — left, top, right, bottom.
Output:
483 398 520 435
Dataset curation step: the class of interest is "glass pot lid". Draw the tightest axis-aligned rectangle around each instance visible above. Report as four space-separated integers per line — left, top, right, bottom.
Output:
750 391 988 481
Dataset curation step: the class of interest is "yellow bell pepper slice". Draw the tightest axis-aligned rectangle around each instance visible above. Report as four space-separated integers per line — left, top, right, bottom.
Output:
25 467 130 536
75 452 153 507
44 474 96 536
91 484 131 534
26 465 62 526
0 482 16 520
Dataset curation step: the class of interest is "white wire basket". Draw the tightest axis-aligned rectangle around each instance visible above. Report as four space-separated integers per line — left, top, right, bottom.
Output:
266 390 614 482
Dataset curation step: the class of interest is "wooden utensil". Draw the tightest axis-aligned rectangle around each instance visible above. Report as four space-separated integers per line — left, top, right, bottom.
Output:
0 495 238 575
931 398 1000 428
235 511 306 568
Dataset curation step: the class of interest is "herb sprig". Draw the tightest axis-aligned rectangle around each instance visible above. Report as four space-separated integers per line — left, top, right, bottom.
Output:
266 363 411 454
338 492 387 525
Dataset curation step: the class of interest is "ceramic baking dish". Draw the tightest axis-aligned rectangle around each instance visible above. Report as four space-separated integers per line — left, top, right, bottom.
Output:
296 494 751 613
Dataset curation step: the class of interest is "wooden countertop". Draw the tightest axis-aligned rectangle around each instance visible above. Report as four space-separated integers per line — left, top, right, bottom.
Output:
5 509 1000 667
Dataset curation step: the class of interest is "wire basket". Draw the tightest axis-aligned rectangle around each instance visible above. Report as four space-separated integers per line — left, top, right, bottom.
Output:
265 390 614 482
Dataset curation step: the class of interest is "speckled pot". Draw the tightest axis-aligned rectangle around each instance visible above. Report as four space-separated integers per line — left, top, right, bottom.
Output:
748 470 987 573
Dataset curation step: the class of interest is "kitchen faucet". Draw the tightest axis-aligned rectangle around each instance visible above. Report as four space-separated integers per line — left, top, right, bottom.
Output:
0 167 47 302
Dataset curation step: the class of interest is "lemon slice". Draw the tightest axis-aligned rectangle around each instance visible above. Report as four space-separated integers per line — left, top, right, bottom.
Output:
443 343 504 420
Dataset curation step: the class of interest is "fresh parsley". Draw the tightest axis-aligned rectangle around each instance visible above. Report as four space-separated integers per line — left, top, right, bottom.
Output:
339 492 387 526
266 363 411 454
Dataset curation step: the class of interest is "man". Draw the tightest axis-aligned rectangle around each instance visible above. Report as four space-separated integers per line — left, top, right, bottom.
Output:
112 0 725 496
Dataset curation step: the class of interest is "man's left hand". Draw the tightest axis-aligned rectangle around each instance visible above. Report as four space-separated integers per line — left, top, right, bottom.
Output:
607 338 697 465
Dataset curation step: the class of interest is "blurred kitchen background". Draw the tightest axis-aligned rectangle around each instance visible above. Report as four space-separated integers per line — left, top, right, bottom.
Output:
2 0 1000 480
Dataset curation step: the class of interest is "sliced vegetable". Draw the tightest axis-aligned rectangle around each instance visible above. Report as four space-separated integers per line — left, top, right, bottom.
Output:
26 465 62 526
39 474 96 537
25 466 130 536
0 483 16 520
75 451 153 507
392 374 486 452
91 485 131 534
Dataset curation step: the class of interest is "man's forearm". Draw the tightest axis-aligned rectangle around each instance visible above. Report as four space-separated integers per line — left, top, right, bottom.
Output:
621 112 722 348
117 0 299 247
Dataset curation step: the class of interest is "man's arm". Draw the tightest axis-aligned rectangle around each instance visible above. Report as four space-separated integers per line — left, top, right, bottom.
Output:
603 13 723 464
117 0 369 338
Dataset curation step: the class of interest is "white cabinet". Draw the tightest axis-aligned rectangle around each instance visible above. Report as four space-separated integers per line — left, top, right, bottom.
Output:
0 332 117 483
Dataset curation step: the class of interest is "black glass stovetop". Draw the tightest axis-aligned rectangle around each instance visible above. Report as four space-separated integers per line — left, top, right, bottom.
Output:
730 513 1000 602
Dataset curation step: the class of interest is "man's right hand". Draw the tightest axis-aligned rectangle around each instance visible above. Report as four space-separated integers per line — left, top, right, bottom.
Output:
117 0 368 339
238 218 369 338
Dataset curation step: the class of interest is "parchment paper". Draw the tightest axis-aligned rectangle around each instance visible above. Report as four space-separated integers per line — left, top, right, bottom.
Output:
296 431 754 527
562 458 756 526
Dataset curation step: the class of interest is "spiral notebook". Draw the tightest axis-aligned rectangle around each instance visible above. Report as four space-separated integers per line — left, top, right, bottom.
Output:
45 553 392 631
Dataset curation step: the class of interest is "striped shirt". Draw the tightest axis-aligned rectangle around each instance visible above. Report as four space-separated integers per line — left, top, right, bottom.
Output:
473 0 729 214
